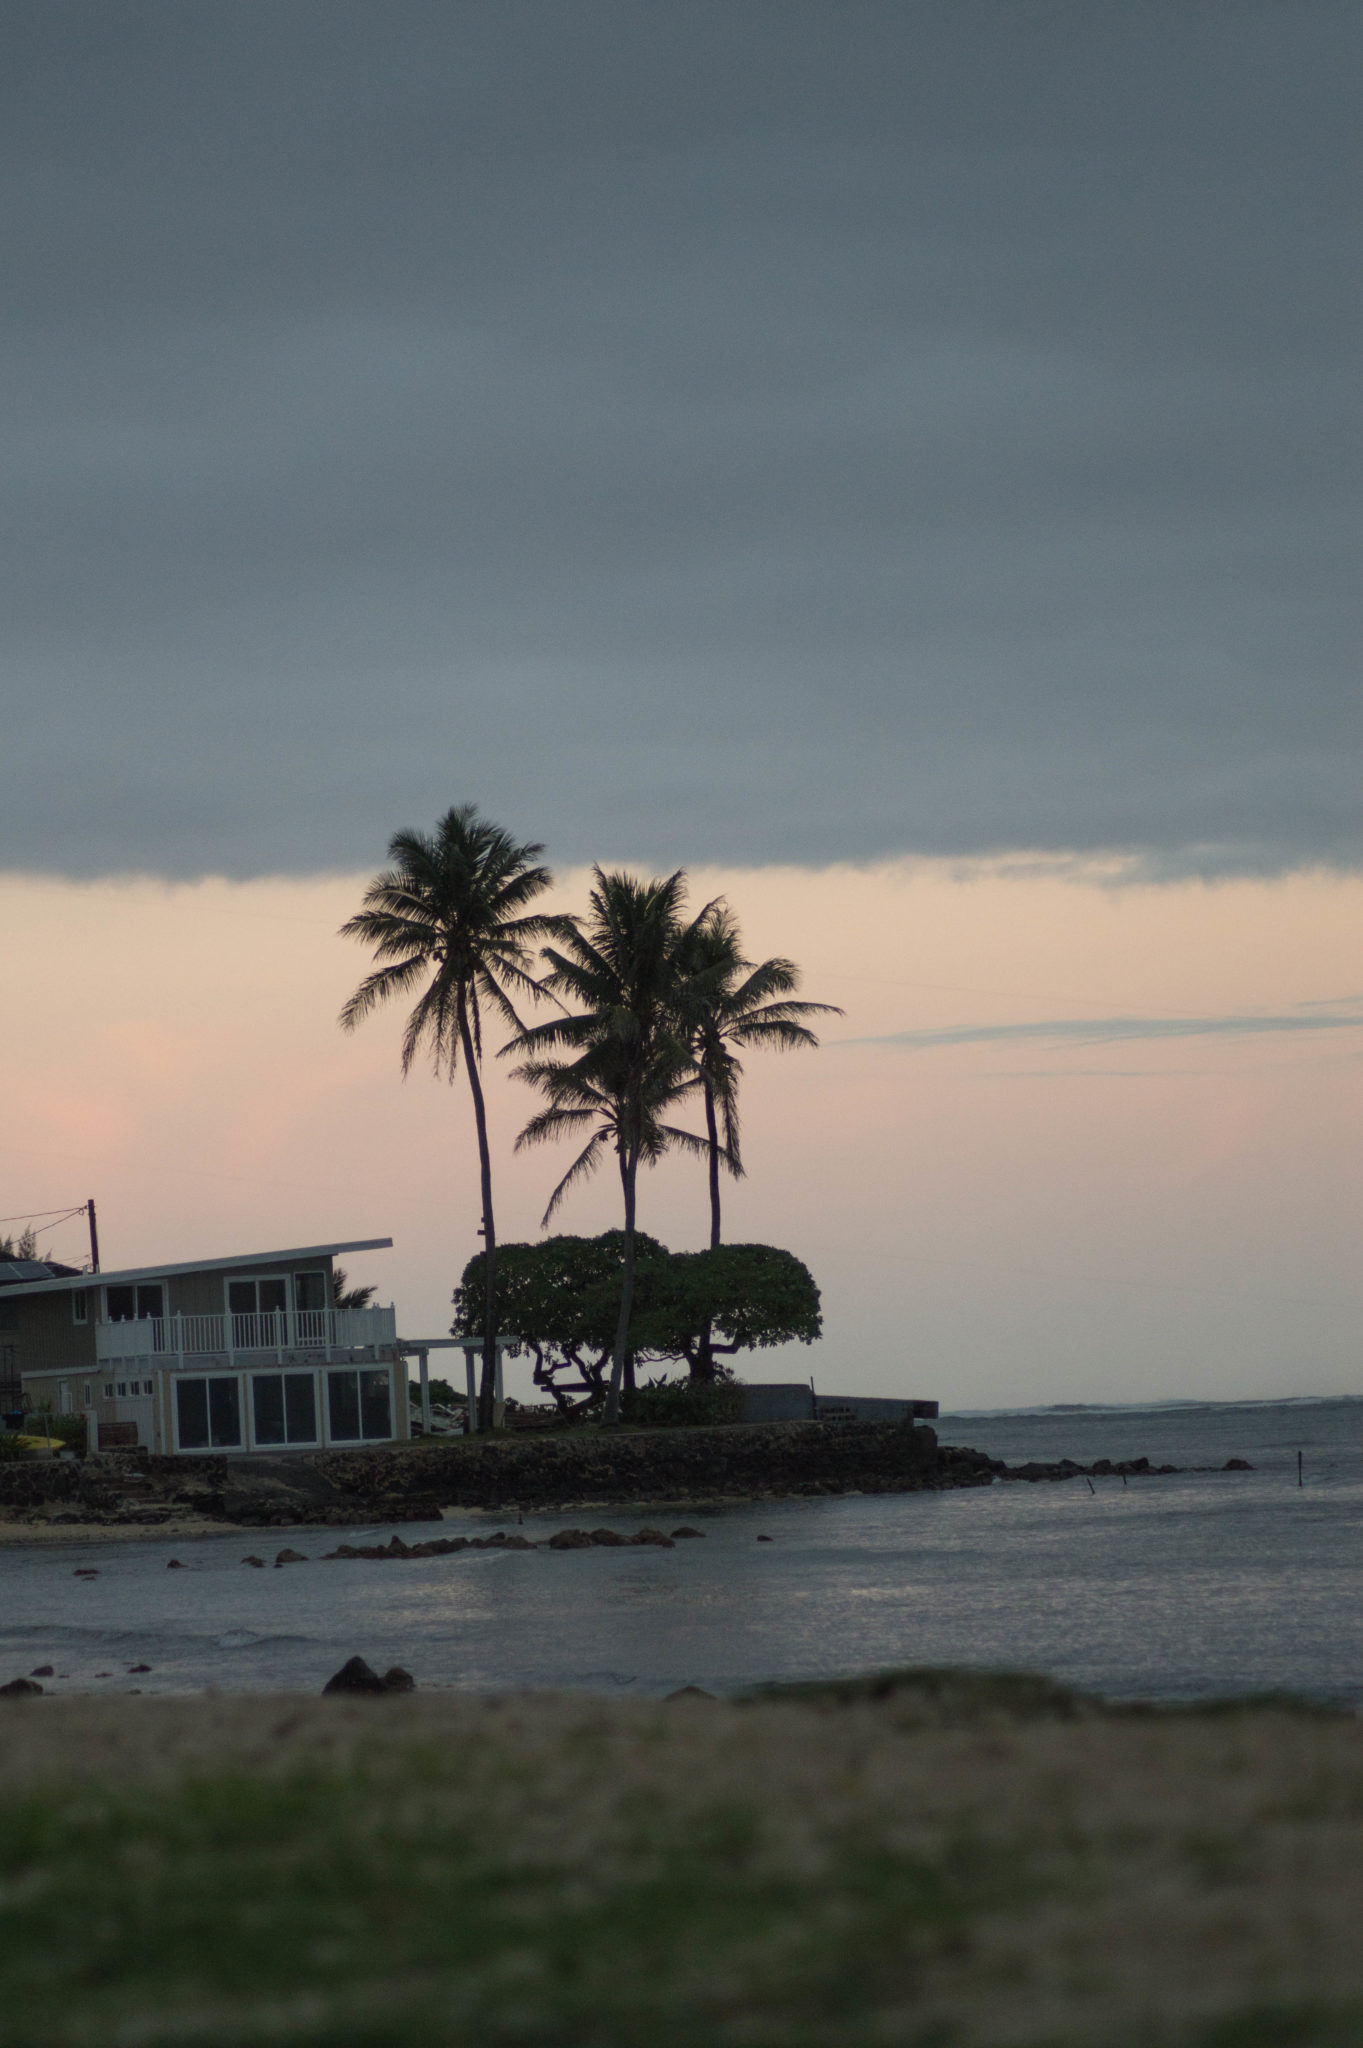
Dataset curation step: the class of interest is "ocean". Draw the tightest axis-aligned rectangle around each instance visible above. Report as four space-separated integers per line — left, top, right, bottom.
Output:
2 1396 1359 1705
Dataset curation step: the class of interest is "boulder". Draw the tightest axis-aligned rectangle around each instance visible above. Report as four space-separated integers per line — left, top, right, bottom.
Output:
664 1685 715 1702
1224 1457 1254 1471
29 1665 54 1677
590 1528 626 1545
322 1656 387 1695
1 1676 43 1698
670 1527 705 1539
381 1666 416 1693
166 1559 185 1569
629 1529 675 1547
274 1548 308 1566
548 1528 594 1549
242 1555 266 1568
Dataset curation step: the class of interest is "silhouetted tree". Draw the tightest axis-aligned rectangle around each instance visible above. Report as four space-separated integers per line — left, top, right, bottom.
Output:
339 804 555 1428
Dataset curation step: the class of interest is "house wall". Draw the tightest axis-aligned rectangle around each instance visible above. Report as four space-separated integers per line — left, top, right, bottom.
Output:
5 1292 96 1380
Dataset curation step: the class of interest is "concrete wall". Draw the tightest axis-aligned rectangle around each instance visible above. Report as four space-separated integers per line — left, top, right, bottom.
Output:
739 1387 939 1425
814 1395 939 1423
740 1383 816 1423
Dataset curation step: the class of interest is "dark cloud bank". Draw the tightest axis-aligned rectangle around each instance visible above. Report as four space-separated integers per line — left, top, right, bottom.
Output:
2 2 1358 882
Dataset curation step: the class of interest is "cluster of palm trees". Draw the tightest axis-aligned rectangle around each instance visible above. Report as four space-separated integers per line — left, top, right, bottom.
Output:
339 804 837 1426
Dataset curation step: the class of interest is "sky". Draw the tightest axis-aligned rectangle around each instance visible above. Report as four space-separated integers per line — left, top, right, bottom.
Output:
2 4 1359 1405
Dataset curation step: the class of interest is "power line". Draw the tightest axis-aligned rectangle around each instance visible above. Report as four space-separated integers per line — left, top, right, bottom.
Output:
0 1203 88 1226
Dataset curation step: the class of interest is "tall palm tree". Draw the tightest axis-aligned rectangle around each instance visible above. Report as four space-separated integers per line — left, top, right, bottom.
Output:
338 805 555 1429
506 868 713 1424
679 904 842 1249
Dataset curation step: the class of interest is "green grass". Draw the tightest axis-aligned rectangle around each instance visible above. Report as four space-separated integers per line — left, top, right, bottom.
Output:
2 1680 1363 2048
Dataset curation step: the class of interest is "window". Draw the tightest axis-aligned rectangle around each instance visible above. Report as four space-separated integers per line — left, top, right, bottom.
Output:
106 1283 164 1322
175 1375 242 1450
228 1275 288 1348
326 1368 392 1442
294 1271 328 1313
116 1382 126 1397
104 1384 113 1398
251 1372 318 1446
82 1384 91 1405
72 1292 88 1324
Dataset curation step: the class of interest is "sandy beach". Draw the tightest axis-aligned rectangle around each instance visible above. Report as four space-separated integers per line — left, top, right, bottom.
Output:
0 1513 229 1547
2 1678 1362 2046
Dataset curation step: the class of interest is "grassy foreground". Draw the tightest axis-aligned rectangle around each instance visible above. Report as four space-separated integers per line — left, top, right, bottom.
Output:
2 1674 1363 2048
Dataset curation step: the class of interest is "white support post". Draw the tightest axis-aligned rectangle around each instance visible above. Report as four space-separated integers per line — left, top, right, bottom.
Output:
419 1348 431 1434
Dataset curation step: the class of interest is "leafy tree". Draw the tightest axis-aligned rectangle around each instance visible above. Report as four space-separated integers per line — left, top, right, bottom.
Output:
0 1228 40 1260
453 1232 669 1412
454 1234 820 1407
631 1243 822 1380
677 904 840 1250
339 804 555 1429
506 869 715 1422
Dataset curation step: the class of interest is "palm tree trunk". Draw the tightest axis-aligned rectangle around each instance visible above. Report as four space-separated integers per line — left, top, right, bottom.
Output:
604 1139 637 1426
457 992 499 1432
691 1075 721 1382
703 1076 722 1250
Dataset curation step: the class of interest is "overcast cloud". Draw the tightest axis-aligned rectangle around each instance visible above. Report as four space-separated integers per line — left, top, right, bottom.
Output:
2 1 1358 880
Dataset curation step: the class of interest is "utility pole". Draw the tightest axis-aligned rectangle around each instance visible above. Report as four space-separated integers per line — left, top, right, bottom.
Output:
86 1199 100 1273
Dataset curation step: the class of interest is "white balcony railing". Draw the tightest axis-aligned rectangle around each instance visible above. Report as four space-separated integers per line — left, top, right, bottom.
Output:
95 1304 397 1366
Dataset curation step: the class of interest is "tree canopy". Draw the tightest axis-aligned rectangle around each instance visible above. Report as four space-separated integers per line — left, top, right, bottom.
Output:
453 1232 820 1409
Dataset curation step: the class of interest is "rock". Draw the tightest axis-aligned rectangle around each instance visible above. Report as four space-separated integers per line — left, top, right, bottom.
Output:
756 1534 773 1542
242 1555 266 1568
127 1663 152 1673
384 1536 411 1557
166 1558 185 1569
29 1665 54 1677
323 1544 358 1559
1 1677 43 1698
322 1656 388 1695
1224 1457 1254 1471
670 1527 705 1539
664 1685 715 1701
629 1529 675 1547
590 1528 626 1545
381 1666 416 1693
74 1568 99 1576
274 1548 308 1566
548 1528 595 1549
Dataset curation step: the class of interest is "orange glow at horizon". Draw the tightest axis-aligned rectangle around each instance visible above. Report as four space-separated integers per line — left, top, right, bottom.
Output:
3 860 1360 1408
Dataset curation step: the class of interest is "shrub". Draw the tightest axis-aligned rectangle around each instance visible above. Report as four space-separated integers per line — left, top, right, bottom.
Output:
629 1370 746 1429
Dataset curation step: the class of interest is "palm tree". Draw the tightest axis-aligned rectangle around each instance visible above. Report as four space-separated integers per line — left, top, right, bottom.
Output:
678 904 842 1249
338 804 555 1429
506 868 713 1424
330 1267 376 1313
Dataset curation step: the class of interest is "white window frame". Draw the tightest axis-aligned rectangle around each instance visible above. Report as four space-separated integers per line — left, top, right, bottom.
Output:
171 1370 247 1453
72 1291 88 1324
323 1364 395 1445
246 1367 323 1450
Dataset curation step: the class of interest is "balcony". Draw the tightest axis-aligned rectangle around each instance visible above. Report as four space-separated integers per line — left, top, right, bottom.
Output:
94 1304 397 1368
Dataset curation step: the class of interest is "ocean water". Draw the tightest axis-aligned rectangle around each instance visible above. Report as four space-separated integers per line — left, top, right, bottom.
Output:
2 1397 1359 1705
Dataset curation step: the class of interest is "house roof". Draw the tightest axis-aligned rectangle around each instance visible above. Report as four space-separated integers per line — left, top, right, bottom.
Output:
0 1238 393 1299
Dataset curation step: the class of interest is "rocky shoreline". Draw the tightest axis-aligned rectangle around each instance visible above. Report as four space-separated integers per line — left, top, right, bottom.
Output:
0 1420 1217 1536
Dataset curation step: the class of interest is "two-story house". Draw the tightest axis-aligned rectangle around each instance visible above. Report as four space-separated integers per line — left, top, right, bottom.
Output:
0 1236 407 1455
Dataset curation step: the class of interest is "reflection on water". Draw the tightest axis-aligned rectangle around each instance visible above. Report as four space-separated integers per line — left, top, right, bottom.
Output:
2 1397 1360 1704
